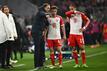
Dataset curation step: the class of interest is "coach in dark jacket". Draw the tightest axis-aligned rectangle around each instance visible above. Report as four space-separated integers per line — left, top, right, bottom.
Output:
31 3 50 69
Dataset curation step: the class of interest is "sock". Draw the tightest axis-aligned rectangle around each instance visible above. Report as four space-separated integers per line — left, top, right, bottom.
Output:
58 53 62 65
50 54 55 65
81 52 86 64
73 51 78 64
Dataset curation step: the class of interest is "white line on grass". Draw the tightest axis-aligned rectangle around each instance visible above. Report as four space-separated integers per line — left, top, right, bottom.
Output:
14 64 25 67
29 51 107 71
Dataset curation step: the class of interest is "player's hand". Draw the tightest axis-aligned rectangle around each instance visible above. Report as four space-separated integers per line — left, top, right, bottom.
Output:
79 28 85 32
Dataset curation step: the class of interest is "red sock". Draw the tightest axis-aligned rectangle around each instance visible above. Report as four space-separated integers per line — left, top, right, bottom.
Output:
73 52 78 64
58 53 62 65
81 52 86 64
50 54 55 65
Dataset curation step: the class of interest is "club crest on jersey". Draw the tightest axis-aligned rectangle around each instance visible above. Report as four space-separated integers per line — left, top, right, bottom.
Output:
52 23 56 28
56 19 59 22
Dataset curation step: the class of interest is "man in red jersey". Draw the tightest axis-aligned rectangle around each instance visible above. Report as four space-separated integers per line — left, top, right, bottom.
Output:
65 4 90 68
47 6 66 69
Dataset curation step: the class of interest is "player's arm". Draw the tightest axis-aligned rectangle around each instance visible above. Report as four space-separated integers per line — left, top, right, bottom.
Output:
60 16 66 40
65 11 75 18
61 25 66 40
42 14 50 41
65 11 76 24
42 27 49 42
79 12 90 32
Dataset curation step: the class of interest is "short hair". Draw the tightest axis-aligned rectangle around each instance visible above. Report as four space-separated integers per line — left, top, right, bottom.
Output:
69 3 76 8
51 6 58 10
1 5 9 12
42 3 50 8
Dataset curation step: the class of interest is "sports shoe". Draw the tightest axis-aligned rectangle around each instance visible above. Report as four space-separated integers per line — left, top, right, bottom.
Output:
34 67 41 70
10 60 18 64
49 65 56 69
73 64 80 68
59 65 63 69
81 64 88 68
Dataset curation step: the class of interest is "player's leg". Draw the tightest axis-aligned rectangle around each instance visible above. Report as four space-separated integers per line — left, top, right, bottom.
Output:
77 35 88 68
47 40 55 66
48 47 58 69
50 48 55 66
79 46 88 68
72 47 80 68
55 40 62 66
56 46 63 68
80 47 88 67
68 34 80 68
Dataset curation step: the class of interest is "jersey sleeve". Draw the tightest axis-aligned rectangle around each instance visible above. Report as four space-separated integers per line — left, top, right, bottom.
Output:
65 11 75 18
81 12 90 29
59 16 64 26
81 13 89 21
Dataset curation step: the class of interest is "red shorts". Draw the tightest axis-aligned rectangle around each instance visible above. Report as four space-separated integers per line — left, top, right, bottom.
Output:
46 39 62 48
68 34 84 47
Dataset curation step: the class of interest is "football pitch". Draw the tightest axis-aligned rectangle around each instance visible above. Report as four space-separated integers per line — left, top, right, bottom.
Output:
0 44 107 71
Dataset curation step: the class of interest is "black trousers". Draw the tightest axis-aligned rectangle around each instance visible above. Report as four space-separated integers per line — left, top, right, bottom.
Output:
0 42 6 67
11 38 23 60
0 49 1 65
6 41 13 66
0 41 13 67
32 33 45 68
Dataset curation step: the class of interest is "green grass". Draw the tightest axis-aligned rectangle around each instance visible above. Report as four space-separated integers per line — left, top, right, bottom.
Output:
0 44 107 71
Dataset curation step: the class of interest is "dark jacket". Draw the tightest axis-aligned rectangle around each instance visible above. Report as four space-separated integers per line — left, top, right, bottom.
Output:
32 8 49 36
